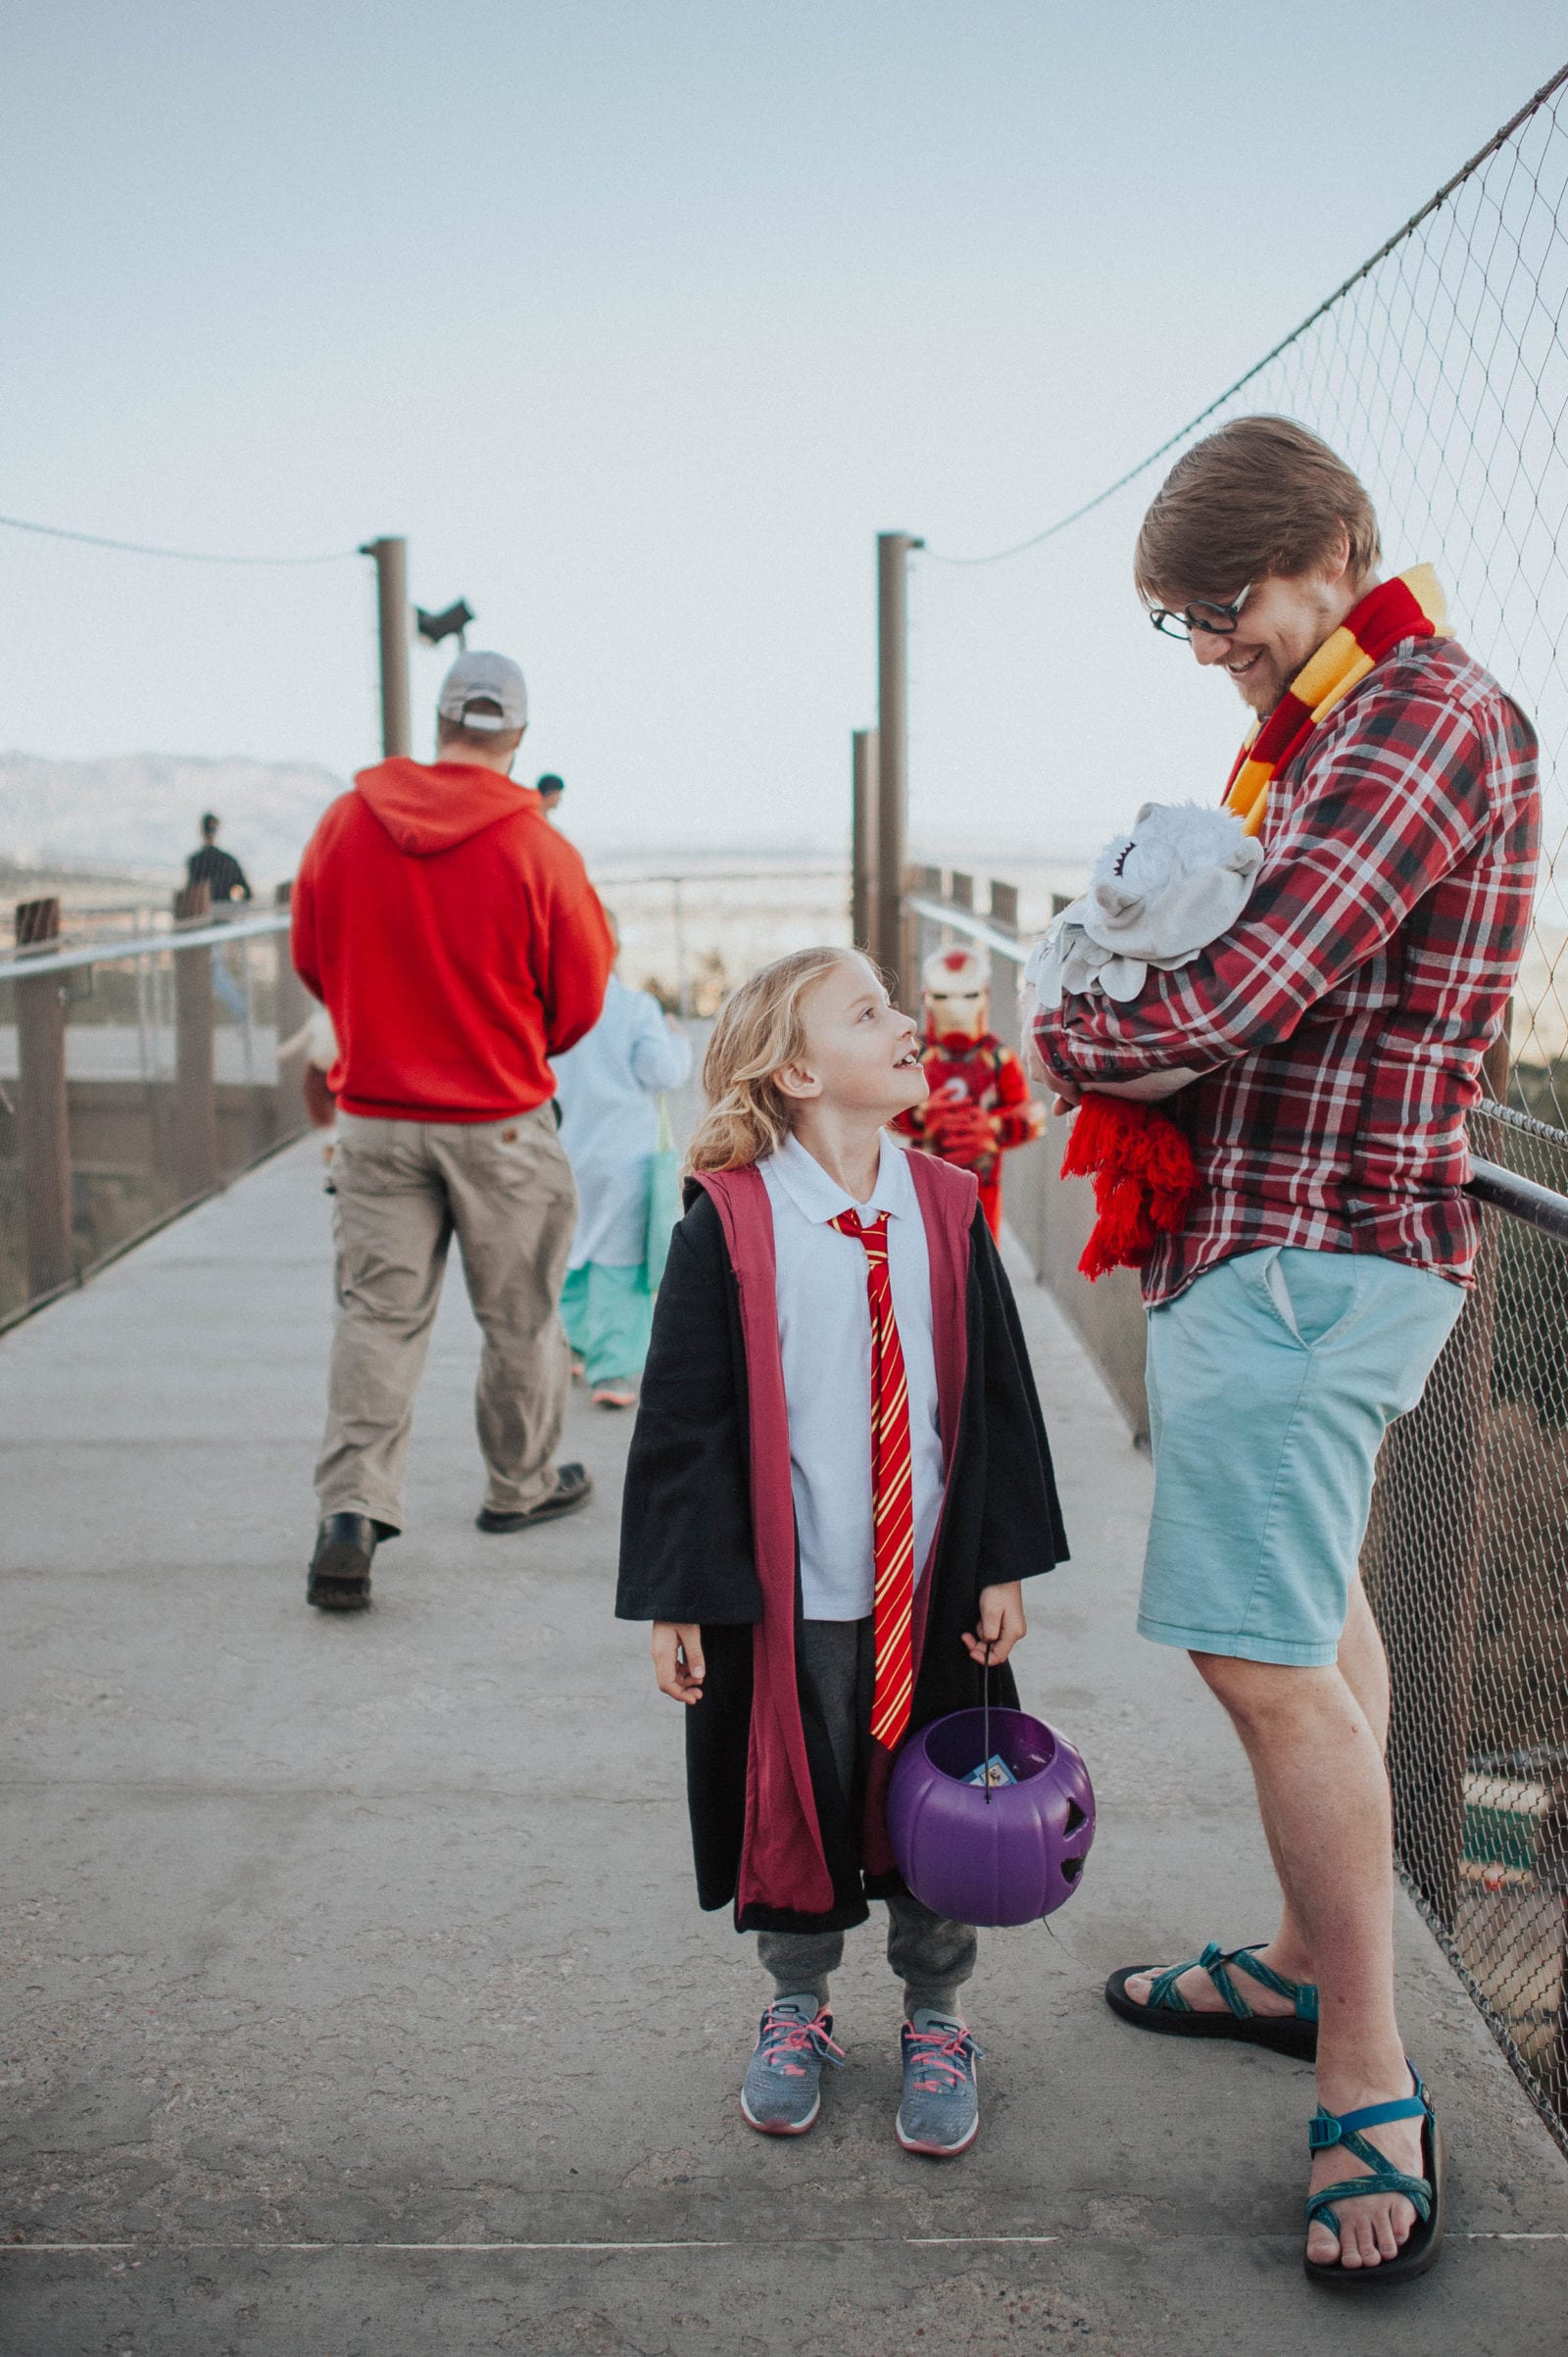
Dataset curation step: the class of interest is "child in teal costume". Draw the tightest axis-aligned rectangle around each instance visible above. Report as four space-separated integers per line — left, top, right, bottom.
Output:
555 964 692 1406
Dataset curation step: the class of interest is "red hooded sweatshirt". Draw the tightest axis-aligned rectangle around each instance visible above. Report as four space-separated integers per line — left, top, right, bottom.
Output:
291 760 614 1122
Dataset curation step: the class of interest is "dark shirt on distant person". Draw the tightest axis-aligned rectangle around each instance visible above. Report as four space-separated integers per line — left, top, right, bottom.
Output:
186 845 252 907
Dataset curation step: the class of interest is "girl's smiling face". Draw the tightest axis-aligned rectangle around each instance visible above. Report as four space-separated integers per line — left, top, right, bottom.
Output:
778 954 926 1119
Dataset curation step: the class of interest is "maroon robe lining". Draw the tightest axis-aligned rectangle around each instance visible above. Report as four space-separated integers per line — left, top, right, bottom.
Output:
692 1151 977 1917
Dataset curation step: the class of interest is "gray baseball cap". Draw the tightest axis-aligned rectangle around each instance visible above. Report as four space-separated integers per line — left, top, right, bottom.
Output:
437 650 528 733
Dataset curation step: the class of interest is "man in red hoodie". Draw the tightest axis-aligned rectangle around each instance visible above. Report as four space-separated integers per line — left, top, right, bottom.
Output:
291 651 614 1611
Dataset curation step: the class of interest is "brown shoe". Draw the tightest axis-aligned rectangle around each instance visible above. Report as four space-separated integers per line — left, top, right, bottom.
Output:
475 1464 593 1533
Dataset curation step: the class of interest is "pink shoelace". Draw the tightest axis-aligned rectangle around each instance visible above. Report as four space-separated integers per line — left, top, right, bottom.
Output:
904 2023 978 2092
759 2005 845 2078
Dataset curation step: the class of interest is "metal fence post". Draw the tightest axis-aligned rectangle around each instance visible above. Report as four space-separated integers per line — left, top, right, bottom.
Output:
988 880 1022 1056
13 897 74 1300
172 882 218 1201
875 531 922 998
360 535 412 759
852 728 878 954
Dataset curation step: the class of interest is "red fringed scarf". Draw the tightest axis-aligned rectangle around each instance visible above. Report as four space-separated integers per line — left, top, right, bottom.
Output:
1064 566 1446 1280
1061 1093 1197 1282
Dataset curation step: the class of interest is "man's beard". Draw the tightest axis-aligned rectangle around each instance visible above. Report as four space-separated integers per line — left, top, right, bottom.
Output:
1234 650 1294 717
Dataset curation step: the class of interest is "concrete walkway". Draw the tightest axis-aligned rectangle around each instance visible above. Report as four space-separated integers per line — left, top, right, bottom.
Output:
2 1139 1564 2356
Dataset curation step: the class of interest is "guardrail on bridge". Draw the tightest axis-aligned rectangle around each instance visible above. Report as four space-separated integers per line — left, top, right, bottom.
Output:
0 884 311 1329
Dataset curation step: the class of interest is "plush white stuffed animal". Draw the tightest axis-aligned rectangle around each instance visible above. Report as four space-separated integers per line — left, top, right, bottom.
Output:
1028 802 1264 1008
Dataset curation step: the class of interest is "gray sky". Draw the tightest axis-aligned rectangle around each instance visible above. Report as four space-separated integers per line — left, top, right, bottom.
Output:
3 5 1564 861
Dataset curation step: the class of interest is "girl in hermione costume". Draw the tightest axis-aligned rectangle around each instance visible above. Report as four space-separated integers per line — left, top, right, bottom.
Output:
616 947 1067 2155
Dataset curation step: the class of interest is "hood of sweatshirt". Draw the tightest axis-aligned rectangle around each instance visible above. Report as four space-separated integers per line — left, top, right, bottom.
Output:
353 758 540 857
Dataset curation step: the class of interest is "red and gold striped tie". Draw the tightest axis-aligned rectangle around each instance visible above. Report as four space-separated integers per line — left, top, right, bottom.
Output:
831 1210 916 1750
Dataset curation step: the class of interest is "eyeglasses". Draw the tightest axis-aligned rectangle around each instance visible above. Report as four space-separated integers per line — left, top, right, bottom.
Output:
1148 585 1253 642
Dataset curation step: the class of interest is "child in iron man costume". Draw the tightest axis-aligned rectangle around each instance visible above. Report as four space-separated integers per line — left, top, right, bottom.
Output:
895 945 1045 1240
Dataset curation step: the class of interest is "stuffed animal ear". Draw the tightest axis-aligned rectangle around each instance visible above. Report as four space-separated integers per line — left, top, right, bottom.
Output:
1132 801 1157 826
1099 955 1149 1002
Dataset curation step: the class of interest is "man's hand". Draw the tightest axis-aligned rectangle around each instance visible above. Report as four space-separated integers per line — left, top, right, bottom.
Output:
962 1582 1026 1668
652 1621 706 1703
1051 1074 1083 1114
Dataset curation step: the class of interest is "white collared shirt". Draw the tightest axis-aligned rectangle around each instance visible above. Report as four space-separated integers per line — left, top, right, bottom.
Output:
758 1131 946 1620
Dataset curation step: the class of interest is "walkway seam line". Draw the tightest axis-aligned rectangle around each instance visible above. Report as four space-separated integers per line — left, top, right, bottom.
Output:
8 2232 1565 2253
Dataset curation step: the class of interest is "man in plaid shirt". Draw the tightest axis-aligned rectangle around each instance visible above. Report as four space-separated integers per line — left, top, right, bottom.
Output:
1041 418 1539 2287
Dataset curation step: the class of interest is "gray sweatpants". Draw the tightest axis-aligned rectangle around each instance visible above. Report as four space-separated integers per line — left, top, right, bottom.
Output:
757 1617 978 2022
316 1106 577 1531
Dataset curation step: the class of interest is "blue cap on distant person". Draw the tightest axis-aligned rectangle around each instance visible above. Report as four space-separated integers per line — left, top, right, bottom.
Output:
438 650 528 733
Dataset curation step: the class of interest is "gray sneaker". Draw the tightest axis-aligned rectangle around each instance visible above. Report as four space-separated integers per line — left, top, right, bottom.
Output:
897 2009 983 2156
739 1996 844 2136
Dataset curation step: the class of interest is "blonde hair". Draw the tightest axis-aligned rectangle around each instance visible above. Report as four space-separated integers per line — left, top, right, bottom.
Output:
686 946 868 1173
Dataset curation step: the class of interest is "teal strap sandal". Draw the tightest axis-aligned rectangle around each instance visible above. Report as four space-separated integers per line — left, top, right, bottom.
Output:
1303 2064 1445 2288
1104 1940 1318 2059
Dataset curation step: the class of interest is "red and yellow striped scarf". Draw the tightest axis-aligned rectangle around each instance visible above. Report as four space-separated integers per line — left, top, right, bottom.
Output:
1223 564 1447 838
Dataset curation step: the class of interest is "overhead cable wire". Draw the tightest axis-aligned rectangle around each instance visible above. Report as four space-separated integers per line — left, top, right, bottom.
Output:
0 512 360 566
923 58 1568 567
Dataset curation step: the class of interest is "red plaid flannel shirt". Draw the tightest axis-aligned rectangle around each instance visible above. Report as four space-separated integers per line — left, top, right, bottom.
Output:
1039 637 1541 1305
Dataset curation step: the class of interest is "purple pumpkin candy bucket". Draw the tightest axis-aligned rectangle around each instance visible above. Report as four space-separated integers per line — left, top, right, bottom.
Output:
887 1706 1095 1929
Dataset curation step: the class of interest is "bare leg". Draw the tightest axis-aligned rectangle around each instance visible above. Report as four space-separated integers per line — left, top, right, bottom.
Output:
1196 1649 1420 2272
1124 1575 1390 2012
1337 1572 1391 1748
1247 1575 1390 1987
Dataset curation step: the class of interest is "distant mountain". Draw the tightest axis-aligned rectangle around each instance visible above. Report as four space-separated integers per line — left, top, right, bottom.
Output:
0 753 348 886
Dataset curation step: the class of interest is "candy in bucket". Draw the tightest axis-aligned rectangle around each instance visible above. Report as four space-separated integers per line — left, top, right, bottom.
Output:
887 1662 1095 1929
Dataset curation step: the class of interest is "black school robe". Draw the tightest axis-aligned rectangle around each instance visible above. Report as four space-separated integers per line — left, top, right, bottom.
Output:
615 1154 1069 1935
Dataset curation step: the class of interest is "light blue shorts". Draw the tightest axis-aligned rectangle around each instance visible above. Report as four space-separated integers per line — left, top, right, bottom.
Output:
1140 1249 1464 1668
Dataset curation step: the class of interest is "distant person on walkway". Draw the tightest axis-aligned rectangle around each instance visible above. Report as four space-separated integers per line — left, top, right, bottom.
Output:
187 811 253 1018
291 651 615 1613
617 948 1066 2157
186 812 251 907
554 935 693 1408
1037 417 1540 2287
536 774 564 820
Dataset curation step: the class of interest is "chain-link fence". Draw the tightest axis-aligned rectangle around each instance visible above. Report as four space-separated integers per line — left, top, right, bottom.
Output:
1362 1100 1568 2150
1177 71 1568 1120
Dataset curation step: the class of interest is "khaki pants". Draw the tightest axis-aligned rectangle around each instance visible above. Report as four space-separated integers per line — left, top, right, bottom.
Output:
316 1106 577 1530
